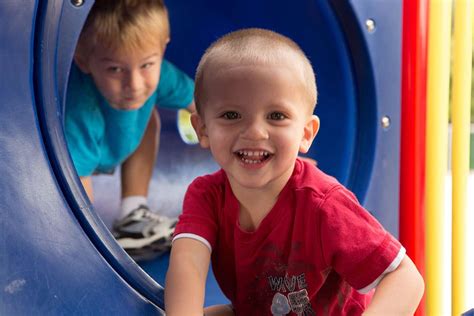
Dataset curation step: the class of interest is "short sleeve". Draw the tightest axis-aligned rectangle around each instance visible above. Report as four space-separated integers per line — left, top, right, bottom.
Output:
154 59 194 109
174 175 220 250
64 64 103 176
319 187 402 290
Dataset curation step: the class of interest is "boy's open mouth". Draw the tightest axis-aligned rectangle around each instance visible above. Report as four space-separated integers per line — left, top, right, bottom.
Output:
235 150 272 164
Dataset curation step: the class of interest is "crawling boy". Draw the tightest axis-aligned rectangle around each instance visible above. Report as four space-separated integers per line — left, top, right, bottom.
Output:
165 28 424 315
65 0 194 260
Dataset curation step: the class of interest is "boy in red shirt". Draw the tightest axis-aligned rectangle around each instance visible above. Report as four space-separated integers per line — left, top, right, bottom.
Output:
165 28 424 315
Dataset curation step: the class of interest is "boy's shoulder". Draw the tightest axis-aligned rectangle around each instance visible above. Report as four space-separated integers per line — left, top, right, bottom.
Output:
291 158 343 197
68 62 94 91
66 63 102 110
185 170 229 210
291 158 364 213
188 169 227 193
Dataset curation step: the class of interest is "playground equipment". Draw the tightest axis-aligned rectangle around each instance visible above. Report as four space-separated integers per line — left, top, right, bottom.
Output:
401 0 472 314
449 1 472 315
1 0 471 314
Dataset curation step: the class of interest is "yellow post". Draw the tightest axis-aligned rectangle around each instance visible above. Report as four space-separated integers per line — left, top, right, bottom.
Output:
425 0 452 314
451 0 472 315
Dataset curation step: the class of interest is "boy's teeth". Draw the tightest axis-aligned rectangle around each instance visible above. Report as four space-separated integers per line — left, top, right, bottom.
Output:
237 150 271 164
238 150 269 157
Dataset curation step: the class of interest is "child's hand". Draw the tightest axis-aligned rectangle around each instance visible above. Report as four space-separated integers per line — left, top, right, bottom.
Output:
204 304 235 316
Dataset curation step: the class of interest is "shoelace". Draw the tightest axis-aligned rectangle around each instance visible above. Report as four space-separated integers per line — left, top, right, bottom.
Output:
131 207 164 223
133 207 175 237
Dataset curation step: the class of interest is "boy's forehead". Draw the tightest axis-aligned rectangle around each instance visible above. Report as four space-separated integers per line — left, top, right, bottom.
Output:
207 47 305 71
204 55 305 82
87 26 166 54
92 41 164 61
197 50 316 113
201 62 306 101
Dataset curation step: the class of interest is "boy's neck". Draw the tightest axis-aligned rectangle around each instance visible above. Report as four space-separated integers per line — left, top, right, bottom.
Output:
229 168 293 232
237 190 279 232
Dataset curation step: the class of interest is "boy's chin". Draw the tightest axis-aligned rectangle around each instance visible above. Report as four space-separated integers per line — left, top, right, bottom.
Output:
110 102 143 111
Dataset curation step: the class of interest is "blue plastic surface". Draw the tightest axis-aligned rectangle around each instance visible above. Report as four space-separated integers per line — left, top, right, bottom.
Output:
1 0 402 313
1 0 164 314
464 308 474 316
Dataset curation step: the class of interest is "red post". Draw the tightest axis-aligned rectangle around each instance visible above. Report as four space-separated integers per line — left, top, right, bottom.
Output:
399 0 429 315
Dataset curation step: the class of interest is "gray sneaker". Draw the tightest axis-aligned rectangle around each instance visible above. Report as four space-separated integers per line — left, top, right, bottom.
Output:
112 205 177 261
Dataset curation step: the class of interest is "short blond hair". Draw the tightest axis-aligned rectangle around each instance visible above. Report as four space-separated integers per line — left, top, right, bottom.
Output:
76 0 169 57
195 28 317 113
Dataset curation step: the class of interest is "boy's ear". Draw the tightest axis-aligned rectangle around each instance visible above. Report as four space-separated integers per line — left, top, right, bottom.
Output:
74 54 90 74
299 115 320 154
161 38 170 54
190 112 210 148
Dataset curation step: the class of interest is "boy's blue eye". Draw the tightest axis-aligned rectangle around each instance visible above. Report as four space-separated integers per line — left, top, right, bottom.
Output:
141 62 154 69
268 112 286 120
107 66 123 73
222 111 241 120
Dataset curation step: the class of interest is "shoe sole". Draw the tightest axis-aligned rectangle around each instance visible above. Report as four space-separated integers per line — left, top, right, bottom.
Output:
116 227 174 249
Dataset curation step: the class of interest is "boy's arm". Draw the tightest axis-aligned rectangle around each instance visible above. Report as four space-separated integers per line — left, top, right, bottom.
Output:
79 176 94 202
204 304 235 316
363 255 424 315
165 237 211 316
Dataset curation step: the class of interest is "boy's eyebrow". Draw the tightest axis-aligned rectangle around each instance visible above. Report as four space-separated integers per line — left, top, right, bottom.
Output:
99 57 119 63
140 53 161 61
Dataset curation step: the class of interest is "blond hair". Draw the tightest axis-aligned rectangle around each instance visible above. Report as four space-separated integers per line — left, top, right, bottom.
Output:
76 0 169 57
195 28 317 113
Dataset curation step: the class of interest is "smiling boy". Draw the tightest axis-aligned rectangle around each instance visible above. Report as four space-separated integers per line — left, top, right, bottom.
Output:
165 28 424 315
65 0 195 260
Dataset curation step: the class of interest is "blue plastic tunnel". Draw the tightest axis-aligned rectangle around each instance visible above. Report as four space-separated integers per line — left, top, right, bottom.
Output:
0 0 402 314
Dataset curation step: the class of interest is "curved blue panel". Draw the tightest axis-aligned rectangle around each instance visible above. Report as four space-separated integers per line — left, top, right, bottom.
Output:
343 0 402 235
328 0 377 206
56 0 94 107
0 0 164 314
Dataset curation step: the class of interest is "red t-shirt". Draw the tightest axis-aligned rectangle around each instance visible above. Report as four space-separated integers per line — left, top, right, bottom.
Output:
175 158 403 316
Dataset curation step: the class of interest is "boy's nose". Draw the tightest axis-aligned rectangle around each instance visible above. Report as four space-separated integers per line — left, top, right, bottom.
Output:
124 70 143 93
240 119 268 140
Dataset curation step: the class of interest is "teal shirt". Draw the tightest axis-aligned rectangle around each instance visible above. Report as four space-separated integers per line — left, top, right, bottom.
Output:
65 59 194 176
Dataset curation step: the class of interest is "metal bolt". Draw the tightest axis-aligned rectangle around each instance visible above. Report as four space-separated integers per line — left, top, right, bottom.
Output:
381 116 391 129
71 0 84 7
365 19 376 33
